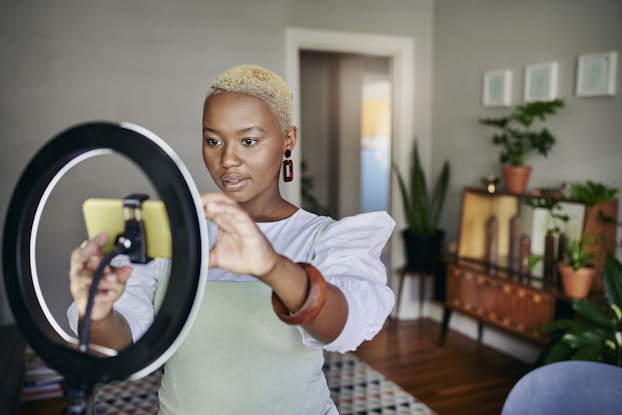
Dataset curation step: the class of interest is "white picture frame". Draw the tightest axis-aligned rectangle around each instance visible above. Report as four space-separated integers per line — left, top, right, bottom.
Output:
576 51 617 97
483 69 512 107
524 61 558 102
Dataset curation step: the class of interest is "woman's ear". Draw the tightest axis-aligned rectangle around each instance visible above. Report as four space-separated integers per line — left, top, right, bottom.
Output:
284 126 298 151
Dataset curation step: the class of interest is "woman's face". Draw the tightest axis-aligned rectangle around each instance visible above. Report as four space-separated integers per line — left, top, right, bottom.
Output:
202 92 296 206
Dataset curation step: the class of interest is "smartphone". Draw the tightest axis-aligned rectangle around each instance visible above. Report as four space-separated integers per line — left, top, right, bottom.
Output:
82 197 172 259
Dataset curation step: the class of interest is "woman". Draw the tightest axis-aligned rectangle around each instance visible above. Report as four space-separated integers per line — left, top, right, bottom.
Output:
69 64 395 414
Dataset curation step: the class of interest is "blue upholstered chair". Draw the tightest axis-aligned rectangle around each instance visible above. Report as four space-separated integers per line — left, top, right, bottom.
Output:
501 361 622 415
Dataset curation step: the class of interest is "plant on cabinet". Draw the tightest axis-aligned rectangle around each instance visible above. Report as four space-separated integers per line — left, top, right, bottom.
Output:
571 179 619 290
392 141 450 272
557 236 597 299
479 99 565 194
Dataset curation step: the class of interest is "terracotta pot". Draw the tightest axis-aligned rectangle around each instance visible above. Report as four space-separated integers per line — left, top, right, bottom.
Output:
502 165 532 194
558 263 595 299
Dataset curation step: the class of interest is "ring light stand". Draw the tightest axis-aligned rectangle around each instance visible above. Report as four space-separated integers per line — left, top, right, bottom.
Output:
3 122 208 414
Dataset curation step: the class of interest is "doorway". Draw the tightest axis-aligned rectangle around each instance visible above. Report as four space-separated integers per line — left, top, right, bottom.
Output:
299 51 391 219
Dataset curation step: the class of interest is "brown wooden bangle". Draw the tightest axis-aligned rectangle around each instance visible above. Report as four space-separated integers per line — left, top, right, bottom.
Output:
271 262 327 325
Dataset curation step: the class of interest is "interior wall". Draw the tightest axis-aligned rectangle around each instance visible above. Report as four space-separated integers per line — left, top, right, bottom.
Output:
0 0 434 326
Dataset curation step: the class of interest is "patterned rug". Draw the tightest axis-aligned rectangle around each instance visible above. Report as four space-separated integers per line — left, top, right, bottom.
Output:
94 352 435 415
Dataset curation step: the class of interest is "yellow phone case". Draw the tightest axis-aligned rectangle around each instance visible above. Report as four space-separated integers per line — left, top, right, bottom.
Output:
82 198 172 259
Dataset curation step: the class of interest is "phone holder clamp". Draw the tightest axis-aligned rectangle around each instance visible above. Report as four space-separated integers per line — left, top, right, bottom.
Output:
122 193 150 264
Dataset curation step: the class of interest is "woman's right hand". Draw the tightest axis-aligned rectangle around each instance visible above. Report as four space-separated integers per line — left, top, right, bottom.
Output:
69 232 132 322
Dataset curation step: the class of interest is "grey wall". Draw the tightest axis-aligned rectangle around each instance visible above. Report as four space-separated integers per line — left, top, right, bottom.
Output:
433 0 622 248
0 0 435 325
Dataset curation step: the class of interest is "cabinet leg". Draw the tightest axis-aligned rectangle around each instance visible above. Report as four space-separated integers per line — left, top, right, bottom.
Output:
438 308 452 348
477 322 484 344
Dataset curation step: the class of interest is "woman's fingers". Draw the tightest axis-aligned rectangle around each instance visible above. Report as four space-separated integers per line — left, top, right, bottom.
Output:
70 231 108 272
201 193 257 235
69 231 132 320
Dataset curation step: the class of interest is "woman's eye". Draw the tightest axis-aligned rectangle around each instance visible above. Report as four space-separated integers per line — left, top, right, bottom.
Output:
204 138 221 147
242 138 258 146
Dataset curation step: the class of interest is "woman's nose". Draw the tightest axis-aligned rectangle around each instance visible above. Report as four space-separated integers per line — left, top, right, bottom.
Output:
221 144 241 167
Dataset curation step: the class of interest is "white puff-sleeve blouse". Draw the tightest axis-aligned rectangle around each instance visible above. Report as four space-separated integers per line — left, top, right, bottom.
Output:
68 208 396 353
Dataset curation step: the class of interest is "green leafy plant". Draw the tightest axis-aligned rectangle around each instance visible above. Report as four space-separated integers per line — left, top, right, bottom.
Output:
562 237 597 271
392 141 450 235
538 253 622 367
479 99 565 166
571 180 619 207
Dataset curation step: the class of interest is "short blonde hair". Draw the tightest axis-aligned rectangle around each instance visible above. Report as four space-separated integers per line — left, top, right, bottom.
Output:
206 64 293 131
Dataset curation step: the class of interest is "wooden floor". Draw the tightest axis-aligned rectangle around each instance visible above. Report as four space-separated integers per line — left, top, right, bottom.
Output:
352 318 531 415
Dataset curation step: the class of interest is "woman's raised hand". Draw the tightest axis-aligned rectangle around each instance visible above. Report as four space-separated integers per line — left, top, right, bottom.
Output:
201 193 281 279
69 232 132 321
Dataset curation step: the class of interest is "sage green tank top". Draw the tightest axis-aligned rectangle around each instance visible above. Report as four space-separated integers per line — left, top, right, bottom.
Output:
154 279 337 414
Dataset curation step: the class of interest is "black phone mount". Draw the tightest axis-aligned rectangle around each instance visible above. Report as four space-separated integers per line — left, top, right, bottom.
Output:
121 193 150 264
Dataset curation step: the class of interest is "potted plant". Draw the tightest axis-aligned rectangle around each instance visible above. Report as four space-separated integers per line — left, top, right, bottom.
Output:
479 99 565 194
538 253 622 367
571 179 619 290
571 179 619 207
557 236 597 299
392 141 450 272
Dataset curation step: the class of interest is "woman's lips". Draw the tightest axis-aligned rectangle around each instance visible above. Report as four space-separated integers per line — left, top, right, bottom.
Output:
221 175 249 191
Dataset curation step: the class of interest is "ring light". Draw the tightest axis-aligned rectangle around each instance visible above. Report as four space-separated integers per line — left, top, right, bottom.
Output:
3 122 207 387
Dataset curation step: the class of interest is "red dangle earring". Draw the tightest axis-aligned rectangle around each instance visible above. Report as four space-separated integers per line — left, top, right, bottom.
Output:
282 149 293 182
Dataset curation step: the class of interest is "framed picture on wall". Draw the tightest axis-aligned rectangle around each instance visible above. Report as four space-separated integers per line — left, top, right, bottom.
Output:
524 61 558 102
576 51 617 97
483 69 512 107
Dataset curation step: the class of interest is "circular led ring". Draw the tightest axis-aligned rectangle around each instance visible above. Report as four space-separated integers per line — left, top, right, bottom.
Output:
3 122 207 385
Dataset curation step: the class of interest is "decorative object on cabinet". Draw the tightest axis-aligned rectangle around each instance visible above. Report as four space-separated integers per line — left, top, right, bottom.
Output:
524 62 559 102
440 186 618 347
479 99 565 194
538 253 622 367
576 51 618 97
483 69 512 107
480 174 500 193
392 140 450 272
519 196 572 282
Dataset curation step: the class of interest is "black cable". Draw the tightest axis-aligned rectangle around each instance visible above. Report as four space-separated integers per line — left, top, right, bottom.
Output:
78 237 132 353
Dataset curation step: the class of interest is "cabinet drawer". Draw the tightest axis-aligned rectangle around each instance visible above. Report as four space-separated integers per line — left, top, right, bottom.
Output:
446 263 554 342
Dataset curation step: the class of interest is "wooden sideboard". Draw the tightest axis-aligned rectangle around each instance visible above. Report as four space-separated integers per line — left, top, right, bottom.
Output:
439 258 571 346
439 186 618 347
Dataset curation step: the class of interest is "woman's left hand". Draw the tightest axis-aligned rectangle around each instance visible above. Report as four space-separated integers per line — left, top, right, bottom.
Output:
201 193 280 278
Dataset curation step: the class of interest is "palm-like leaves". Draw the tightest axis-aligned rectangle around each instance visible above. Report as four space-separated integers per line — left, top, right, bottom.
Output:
539 254 622 367
392 142 450 235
